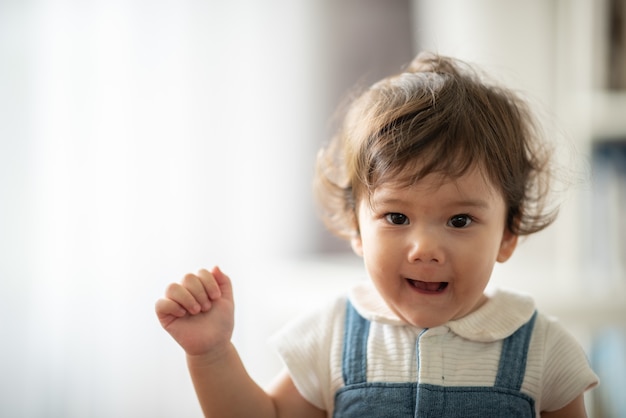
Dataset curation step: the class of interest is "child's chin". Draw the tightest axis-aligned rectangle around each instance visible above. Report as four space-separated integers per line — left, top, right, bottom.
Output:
402 312 450 329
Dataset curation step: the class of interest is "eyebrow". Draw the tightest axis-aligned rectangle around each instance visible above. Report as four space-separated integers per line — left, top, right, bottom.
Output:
449 199 491 209
372 196 491 209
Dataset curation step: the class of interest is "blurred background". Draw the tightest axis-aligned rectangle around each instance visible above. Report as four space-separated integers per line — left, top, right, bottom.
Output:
1 0 625 416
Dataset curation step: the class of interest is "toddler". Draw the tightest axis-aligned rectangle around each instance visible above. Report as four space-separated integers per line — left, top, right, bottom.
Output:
155 52 598 417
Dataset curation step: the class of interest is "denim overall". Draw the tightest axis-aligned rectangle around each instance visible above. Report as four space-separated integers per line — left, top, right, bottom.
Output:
333 301 537 418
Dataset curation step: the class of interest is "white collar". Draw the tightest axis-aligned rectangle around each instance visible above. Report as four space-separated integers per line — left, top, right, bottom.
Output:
348 282 536 342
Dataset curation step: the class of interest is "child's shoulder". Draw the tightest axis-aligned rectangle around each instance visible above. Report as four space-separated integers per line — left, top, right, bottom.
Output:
270 290 350 343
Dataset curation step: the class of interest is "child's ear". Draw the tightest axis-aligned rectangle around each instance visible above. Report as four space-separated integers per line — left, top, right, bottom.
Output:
350 234 364 257
496 228 518 263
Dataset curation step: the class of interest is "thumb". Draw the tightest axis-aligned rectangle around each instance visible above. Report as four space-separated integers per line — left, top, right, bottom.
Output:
211 265 234 301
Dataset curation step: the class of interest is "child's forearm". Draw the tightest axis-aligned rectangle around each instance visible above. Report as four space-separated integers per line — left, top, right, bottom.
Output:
187 342 278 418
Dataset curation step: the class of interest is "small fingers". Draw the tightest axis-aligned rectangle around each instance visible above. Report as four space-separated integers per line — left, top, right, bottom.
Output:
181 273 214 312
197 268 223 301
165 269 222 314
165 280 204 315
158 268 226 320
155 297 186 319
211 266 233 300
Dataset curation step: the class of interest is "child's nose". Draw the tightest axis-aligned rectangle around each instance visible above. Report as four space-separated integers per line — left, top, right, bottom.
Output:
407 228 445 264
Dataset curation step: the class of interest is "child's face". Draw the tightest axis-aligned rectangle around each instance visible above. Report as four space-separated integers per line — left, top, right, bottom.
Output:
351 167 518 329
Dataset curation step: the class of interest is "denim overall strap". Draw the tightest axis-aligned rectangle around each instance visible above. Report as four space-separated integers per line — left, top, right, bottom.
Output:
495 310 538 390
334 301 416 417
342 300 371 385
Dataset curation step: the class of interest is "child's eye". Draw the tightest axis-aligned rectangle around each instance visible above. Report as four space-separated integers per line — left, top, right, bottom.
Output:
385 213 409 225
447 214 473 228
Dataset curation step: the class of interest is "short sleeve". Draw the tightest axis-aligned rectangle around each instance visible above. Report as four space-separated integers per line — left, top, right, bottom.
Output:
540 318 599 411
269 296 347 412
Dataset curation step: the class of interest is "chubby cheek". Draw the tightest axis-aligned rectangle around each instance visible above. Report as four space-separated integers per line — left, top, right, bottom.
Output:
363 240 401 278
458 251 498 292
359 227 388 255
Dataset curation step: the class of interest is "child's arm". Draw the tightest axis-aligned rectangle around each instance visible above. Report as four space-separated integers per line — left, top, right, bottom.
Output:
155 267 325 418
541 394 587 418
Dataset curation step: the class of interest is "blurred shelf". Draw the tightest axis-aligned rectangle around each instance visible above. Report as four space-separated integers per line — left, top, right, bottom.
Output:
591 91 626 139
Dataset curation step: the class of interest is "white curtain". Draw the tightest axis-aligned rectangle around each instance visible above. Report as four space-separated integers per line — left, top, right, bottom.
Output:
0 1 325 416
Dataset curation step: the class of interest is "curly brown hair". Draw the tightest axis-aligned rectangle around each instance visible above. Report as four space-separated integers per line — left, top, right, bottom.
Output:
314 52 556 240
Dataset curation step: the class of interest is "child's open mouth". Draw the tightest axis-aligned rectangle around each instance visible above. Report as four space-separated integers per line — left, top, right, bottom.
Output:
407 279 448 294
